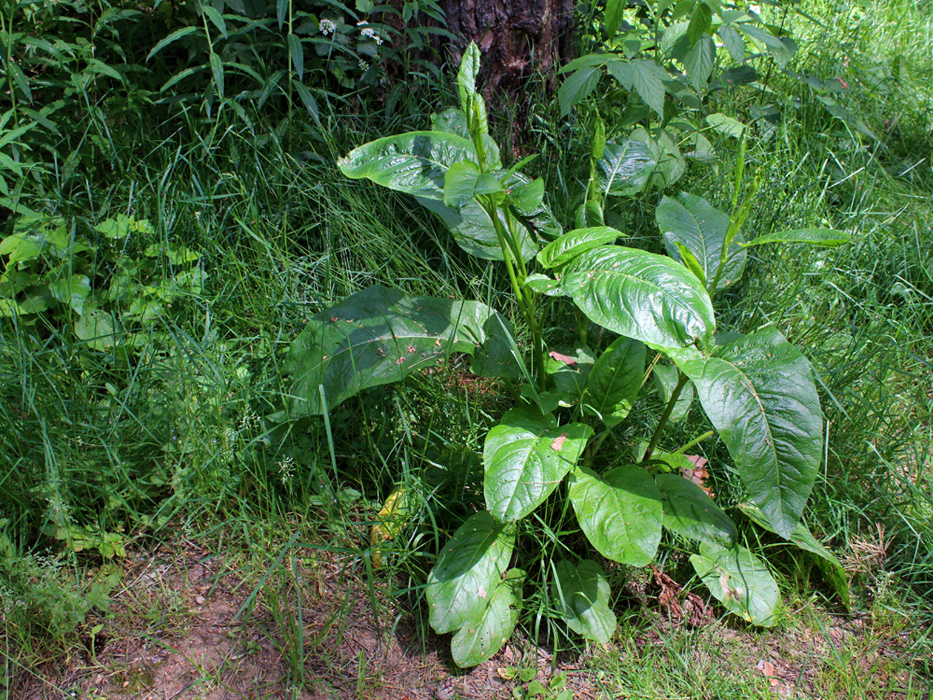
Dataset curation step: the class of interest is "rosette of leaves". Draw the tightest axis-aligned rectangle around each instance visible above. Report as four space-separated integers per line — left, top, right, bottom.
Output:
285 44 849 665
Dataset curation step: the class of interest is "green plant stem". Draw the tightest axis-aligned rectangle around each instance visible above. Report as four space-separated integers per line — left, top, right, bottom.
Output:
480 197 545 385
642 371 690 462
674 430 714 455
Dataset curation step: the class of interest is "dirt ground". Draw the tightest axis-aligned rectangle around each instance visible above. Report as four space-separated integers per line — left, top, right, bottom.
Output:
9 535 928 700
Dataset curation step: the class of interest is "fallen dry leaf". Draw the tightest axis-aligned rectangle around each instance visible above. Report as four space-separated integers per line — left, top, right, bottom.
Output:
550 433 567 451
548 351 578 368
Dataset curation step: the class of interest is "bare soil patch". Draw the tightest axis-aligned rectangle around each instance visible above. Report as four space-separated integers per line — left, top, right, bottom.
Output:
8 534 929 700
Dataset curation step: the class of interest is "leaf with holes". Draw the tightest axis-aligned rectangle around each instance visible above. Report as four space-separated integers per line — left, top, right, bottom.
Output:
285 285 519 416
691 542 780 626
427 512 515 635
451 568 524 667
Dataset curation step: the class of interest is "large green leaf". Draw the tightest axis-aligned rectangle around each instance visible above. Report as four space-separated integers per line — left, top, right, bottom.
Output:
559 66 601 116
537 227 623 269
656 473 737 546
48 274 90 314
338 132 478 200
561 246 716 350
484 407 592 522
444 161 503 208
451 568 524 667
569 465 662 566
596 139 657 198
582 336 645 427
683 35 715 90
285 285 518 416
673 328 822 538
739 503 849 610
416 195 539 262
551 560 616 643
690 542 780 626
656 192 746 291
427 511 515 635
431 108 501 169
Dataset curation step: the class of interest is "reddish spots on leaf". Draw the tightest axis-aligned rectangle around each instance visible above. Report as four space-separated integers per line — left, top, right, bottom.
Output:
407 345 416 353
395 357 406 365
550 433 568 451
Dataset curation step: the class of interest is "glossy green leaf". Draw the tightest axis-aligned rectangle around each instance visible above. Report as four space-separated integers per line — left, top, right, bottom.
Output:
596 139 657 197
673 328 822 538
690 542 780 626
285 285 519 416
523 274 565 297
444 161 502 207
507 178 544 215
484 407 592 522
582 336 645 427
537 227 623 269
630 127 686 189
48 274 90 313
739 503 849 610
561 246 716 350
431 108 501 169
559 66 601 116
737 24 796 67
569 465 662 566
742 228 850 248
656 473 737 546
457 42 481 108
552 560 616 643
657 192 747 290
546 345 596 403
338 132 478 200
451 568 524 667
427 512 515 634
416 194 539 262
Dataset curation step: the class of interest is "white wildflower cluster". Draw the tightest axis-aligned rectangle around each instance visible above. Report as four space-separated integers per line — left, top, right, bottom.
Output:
357 20 383 45
319 18 337 35
277 455 296 485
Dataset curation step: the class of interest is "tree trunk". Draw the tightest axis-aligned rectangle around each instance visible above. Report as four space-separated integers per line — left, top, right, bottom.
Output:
441 0 575 124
